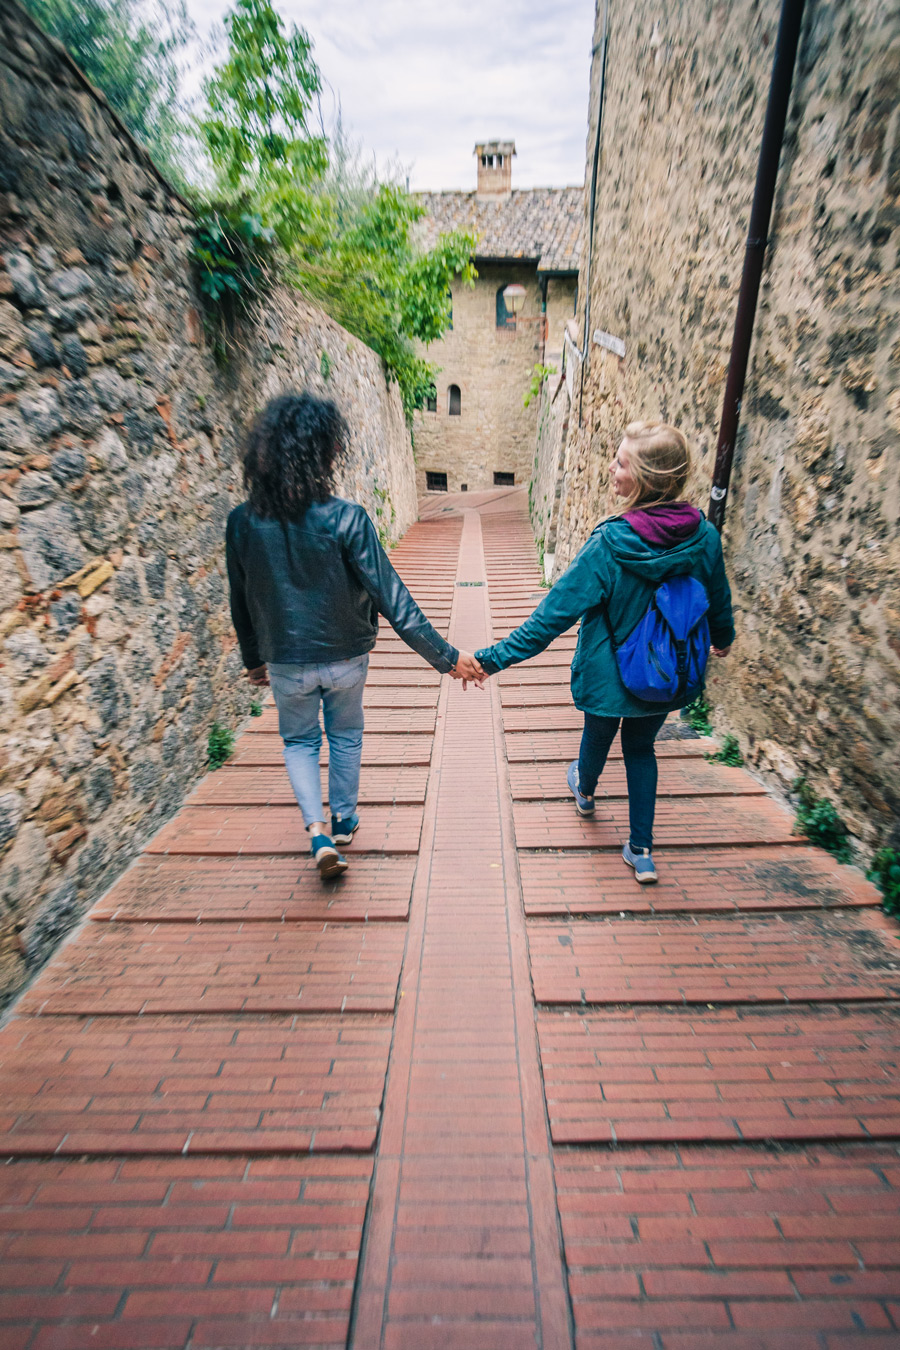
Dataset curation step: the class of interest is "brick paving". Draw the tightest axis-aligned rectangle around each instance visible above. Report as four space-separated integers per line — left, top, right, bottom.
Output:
1 490 898 1349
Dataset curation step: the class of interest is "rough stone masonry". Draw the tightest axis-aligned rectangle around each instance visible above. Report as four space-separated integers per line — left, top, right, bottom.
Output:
546 0 899 849
0 0 418 1005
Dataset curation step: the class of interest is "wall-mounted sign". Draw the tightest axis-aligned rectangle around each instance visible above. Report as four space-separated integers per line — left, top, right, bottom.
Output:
592 329 626 359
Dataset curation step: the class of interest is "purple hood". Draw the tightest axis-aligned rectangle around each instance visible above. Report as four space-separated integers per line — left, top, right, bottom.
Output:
623 501 702 548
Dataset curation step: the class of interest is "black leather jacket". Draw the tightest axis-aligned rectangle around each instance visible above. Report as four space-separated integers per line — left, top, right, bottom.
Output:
225 497 458 674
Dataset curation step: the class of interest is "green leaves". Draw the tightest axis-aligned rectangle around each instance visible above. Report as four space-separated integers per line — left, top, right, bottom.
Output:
682 694 713 736
291 182 475 421
867 848 900 916
190 207 277 359
207 722 235 769
400 233 476 344
523 363 558 409
705 733 744 766
792 778 853 863
200 0 325 195
20 0 195 185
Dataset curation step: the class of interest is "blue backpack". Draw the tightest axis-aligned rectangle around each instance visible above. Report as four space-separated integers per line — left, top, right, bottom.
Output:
603 574 710 704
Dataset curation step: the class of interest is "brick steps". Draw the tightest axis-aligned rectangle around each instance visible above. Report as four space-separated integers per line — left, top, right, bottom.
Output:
144 803 424 855
528 911 900 1006
189 764 429 806
91 854 415 923
0 1016 391 1155
0 1154 370 1346
557 1143 900 1346
17 921 407 1017
253 705 437 732
1 501 897 1350
520 846 882 915
509 757 766 799
514 797 799 848
541 1003 900 1143
231 732 434 765
505 728 712 760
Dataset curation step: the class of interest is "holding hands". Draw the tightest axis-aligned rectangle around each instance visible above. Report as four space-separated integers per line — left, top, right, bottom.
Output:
451 650 487 689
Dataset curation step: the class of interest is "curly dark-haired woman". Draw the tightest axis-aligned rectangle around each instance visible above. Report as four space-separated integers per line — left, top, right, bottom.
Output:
226 392 482 880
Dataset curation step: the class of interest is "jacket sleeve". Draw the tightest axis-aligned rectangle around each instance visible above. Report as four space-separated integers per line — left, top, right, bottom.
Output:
343 507 459 673
225 510 262 670
475 536 609 674
706 530 736 648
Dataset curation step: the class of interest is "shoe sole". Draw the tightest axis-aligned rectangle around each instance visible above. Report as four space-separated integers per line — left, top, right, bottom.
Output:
622 855 658 885
315 848 348 880
332 827 358 846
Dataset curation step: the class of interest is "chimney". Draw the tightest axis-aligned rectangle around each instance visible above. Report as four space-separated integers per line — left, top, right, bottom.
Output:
474 140 515 198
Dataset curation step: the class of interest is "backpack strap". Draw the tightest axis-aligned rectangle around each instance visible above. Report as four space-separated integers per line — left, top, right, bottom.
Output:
600 602 620 653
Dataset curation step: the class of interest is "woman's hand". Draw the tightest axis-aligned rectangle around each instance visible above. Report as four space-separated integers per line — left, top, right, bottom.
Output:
711 645 731 658
451 651 486 690
246 665 270 686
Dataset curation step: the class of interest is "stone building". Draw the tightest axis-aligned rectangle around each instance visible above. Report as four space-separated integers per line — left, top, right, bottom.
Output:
413 142 582 494
532 0 900 847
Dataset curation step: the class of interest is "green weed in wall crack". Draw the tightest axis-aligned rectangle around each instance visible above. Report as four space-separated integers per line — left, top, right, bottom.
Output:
867 848 900 917
191 208 276 358
207 722 236 769
705 733 744 766
682 694 713 736
523 363 557 409
373 481 396 548
792 778 853 863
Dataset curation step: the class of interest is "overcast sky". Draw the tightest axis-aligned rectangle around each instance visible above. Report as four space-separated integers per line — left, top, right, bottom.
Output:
184 0 595 191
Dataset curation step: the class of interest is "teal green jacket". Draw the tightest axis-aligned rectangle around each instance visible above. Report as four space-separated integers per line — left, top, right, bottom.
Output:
475 515 735 718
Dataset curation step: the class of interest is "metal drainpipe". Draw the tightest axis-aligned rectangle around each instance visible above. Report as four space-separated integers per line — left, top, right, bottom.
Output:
577 0 611 426
708 0 808 532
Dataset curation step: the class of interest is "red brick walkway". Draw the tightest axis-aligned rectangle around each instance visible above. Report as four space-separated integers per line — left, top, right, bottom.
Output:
1 489 899 1349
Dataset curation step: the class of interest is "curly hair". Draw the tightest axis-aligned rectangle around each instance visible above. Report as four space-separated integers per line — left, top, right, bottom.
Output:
243 393 349 521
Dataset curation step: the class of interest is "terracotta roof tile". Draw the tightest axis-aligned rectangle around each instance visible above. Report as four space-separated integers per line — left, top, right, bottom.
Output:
416 187 584 273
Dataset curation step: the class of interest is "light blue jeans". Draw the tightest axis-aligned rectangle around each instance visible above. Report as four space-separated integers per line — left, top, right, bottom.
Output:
268 655 368 828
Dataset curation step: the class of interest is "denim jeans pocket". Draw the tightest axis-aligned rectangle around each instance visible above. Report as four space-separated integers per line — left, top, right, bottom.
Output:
324 654 369 690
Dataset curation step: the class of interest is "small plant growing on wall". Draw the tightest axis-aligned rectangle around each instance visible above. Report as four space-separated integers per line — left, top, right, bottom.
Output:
320 349 332 380
523 363 557 409
373 480 396 548
207 721 236 769
191 209 276 360
705 733 744 766
682 694 713 736
249 698 263 717
792 778 853 862
867 848 900 917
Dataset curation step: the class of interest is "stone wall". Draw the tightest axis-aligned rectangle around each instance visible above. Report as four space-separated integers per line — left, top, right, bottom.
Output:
0 0 418 1006
412 265 576 493
529 371 571 575
553 0 900 847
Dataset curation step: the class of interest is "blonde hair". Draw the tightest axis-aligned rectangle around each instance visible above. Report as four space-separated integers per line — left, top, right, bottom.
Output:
617 420 692 512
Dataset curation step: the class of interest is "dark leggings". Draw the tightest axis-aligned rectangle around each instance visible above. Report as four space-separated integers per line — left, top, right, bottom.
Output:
578 712 669 851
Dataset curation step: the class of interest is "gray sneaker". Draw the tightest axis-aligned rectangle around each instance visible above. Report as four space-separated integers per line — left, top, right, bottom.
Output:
622 841 658 885
566 760 595 816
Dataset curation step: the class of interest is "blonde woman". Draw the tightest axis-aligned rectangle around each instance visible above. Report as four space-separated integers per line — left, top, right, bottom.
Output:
475 422 734 883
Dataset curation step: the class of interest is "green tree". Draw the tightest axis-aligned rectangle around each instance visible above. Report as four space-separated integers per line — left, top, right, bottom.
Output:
20 0 195 185
195 0 476 419
200 0 327 253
